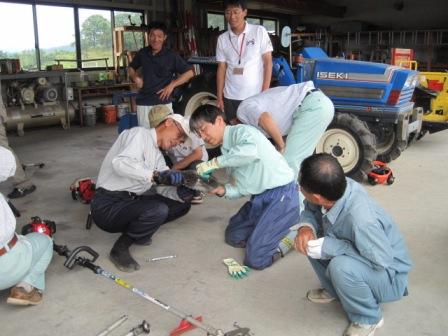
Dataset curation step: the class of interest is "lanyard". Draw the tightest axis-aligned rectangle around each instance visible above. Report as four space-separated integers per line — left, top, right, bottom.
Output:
229 32 245 65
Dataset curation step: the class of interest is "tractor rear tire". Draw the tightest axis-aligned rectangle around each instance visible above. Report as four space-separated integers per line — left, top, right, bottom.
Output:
316 113 377 182
374 127 402 163
174 73 220 157
175 73 217 118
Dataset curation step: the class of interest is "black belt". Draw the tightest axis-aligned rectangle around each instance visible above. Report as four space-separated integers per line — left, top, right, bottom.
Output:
95 187 139 199
305 88 320 98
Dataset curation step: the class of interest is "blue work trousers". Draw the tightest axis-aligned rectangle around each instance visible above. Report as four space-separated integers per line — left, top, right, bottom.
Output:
0 233 53 291
284 90 334 180
309 255 408 325
225 182 300 270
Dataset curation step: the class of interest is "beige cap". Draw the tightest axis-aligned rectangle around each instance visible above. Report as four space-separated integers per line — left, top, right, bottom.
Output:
148 105 172 128
163 113 193 146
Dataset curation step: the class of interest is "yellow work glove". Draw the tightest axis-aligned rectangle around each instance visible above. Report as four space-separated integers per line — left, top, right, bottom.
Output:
196 158 220 180
223 258 250 279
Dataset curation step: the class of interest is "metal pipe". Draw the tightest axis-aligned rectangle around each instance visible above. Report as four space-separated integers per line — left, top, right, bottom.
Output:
96 315 129 336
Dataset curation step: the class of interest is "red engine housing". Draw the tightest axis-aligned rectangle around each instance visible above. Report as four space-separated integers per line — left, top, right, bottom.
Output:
22 217 56 237
368 161 395 185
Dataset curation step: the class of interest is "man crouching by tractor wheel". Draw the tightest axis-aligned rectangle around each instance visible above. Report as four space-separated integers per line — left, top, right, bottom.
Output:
0 147 53 306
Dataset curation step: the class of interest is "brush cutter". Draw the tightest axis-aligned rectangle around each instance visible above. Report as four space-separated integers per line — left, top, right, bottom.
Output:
52 242 251 336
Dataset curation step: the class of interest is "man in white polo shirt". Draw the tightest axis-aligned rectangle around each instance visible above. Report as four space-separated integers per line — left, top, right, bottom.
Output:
216 0 273 125
237 82 335 180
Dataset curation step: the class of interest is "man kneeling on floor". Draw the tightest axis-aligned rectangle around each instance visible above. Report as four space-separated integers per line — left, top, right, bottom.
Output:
295 153 412 336
91 114 193 272
190 105 300 270
0 147 53 305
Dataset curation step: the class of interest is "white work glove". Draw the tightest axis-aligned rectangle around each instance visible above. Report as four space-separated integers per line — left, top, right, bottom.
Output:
306 238 325 259
223 258 250 279
196 158 220 180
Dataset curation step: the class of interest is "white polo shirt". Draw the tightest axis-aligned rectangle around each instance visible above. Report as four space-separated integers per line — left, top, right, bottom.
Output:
167 132 209 164
216 22 273 100
237 82 315 136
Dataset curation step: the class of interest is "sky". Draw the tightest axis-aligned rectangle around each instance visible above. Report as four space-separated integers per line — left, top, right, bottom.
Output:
0 3 110 52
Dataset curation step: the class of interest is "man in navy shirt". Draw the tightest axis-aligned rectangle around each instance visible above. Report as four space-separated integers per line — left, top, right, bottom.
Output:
129 21 194 128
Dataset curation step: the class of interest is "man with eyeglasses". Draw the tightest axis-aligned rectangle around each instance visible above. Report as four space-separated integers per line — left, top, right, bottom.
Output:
129 21 194 128
216 0 273 125
90 114 194 273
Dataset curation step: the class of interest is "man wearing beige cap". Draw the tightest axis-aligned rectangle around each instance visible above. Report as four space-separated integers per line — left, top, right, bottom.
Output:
90 114 193 272
149 105 208 204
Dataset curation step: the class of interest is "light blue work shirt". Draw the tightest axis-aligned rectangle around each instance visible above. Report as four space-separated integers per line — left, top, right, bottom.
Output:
217 125 294 199
299 178 412 281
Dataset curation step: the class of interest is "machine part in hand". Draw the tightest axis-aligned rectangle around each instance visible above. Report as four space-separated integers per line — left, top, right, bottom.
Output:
97 315 129 336
123 320 150 336
154 170 220 193
21 217 56 237
53 243 251 336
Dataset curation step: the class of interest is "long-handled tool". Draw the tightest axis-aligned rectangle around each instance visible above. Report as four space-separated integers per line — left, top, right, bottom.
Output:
52 243 251 336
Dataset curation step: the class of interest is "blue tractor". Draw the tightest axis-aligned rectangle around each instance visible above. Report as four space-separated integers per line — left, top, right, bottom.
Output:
175 48 422 180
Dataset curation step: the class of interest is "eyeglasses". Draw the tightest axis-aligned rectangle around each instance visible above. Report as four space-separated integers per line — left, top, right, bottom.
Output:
173 121 186 142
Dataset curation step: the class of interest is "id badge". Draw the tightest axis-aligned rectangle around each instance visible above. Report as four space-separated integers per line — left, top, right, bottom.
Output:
233 67 244 75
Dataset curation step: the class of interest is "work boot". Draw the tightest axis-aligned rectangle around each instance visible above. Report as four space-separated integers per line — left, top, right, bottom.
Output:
109 234 140 272
344 318 384 336
6 286 43 306
307 288 336 304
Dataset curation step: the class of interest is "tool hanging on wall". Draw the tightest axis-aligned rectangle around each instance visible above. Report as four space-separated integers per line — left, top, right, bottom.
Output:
49 241 251 336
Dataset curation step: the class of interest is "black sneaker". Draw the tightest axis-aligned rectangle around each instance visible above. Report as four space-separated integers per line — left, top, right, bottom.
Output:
8 185 36 199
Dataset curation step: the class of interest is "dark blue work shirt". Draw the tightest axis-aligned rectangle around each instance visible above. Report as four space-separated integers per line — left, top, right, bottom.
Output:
129 47 193 106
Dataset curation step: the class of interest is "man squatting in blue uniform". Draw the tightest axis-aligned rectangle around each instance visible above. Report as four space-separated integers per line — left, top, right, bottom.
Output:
190 105 300 270
295 153 412 336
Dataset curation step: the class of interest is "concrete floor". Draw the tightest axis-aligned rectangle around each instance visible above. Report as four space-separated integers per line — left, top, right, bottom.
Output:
0 124 447 336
